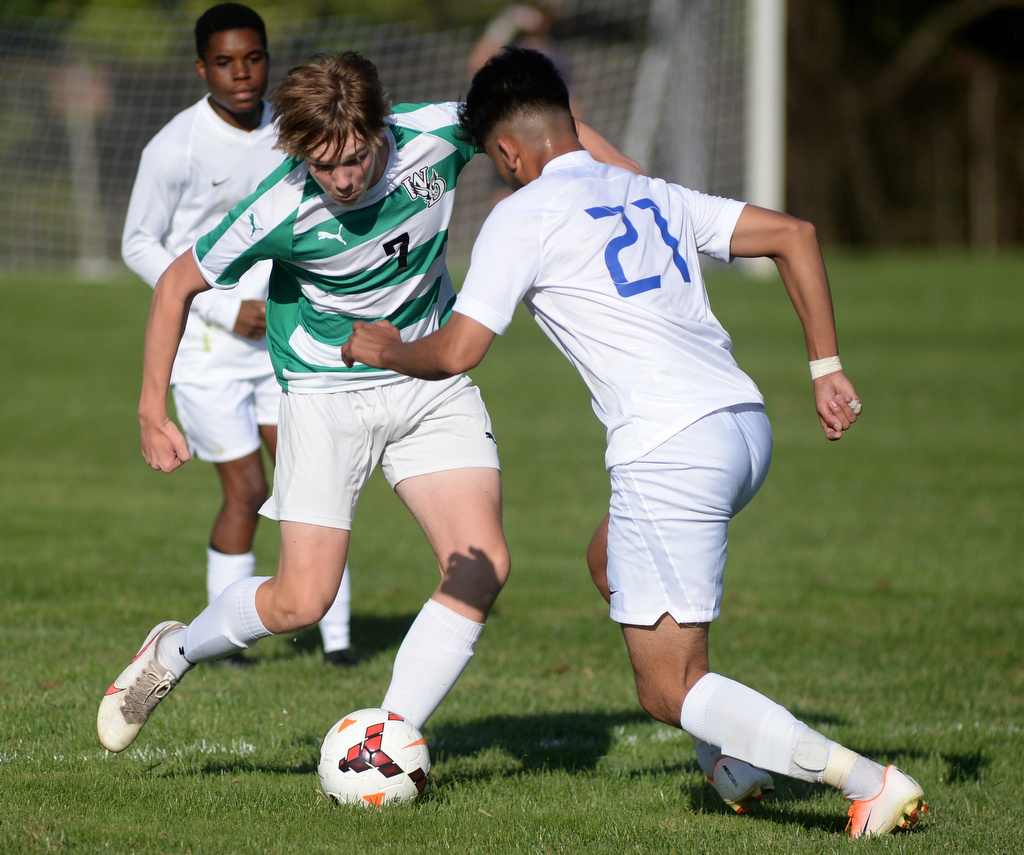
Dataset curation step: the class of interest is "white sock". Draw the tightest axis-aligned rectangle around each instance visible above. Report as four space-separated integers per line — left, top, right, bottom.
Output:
381 599 484 730
678 673 827 780
206 548 255 604
164 576 273 669
318 563 352 654
680 673 803 776
156 627 193 679
679 673 886 798
787 727 885 798
842 756 888 801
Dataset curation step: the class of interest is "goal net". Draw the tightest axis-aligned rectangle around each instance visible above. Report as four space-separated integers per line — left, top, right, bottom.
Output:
0 0 751 275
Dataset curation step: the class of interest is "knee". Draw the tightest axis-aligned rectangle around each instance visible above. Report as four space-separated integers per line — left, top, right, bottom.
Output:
471 542 511 602
257 579 329 634
437 541 510 617
634 678 686 727
635 664 713 727
492 544 511 590
631 654 707 728
223 466 269 515
472 535 511 586
237 472 270 513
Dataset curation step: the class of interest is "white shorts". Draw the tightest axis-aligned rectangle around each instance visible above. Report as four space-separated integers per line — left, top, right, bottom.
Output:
171 374 280 463
261 375 500 530
606 405 772 627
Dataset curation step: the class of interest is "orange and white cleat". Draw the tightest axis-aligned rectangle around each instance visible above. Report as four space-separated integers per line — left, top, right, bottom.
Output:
847 765 928 839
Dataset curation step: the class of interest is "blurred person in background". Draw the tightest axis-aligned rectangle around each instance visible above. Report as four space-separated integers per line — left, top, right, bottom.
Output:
467 3 580 207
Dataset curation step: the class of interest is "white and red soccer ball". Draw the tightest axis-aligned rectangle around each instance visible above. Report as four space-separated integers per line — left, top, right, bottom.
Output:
318 708 430 806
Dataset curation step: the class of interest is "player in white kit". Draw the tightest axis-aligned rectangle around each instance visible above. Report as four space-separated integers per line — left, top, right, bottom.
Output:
342 46 928 839
121 3 353 667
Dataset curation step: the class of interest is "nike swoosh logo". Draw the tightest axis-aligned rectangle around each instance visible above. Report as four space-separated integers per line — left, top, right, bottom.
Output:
212 178 229 186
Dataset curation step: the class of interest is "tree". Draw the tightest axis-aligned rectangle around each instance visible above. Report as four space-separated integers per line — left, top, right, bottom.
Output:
788 0 1024 246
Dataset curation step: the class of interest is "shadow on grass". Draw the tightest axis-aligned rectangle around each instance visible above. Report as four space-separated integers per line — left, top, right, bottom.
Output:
942 749 985 784
228 610 419 664
184 709 653 779
736 792 932 839
428 709 653 774
185 737 323 777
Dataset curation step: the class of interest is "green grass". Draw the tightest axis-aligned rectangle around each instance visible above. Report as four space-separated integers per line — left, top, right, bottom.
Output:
1 253 1022 853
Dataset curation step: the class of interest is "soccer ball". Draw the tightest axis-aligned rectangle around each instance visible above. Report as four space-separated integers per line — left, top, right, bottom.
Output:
317 708 430 806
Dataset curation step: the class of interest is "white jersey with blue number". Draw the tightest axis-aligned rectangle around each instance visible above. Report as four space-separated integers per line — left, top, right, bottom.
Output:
454 150 762 468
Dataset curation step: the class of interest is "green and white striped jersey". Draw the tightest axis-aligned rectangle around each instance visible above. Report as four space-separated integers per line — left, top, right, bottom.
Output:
194 102 479 392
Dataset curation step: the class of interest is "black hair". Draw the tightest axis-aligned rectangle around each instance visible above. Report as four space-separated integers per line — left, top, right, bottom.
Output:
195 3 267 60
458 45 571 148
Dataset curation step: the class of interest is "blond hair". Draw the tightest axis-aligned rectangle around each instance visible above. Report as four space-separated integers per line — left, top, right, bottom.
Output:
272 51 391 159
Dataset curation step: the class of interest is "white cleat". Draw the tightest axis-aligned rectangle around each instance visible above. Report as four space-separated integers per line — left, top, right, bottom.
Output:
97 620 187 753
708 756 775 814
847 765 928 839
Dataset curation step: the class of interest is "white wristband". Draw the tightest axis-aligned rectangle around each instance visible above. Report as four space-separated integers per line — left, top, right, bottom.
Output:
809 355 843 380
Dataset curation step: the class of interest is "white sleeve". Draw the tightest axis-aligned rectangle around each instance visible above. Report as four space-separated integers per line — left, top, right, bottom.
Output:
190 289 243 332
682 187 746 263
455 198 542 335
121 137 243 332
120 140 183 288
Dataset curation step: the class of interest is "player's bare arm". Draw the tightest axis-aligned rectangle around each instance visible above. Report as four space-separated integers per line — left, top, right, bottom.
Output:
342 313 496 379
729 204 860 440
139 250 212 472
574 119 643 175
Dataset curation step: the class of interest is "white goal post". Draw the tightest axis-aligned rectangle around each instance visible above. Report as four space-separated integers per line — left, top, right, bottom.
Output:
745 0 787 213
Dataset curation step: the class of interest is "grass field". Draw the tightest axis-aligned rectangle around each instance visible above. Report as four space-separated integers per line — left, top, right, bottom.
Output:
1 253 1022 853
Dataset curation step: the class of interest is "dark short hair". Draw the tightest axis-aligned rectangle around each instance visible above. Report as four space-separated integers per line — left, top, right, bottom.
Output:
458 46 571 148
195 3 268 60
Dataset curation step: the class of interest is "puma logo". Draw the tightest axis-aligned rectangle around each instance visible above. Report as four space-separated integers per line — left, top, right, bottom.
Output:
317 223 347 244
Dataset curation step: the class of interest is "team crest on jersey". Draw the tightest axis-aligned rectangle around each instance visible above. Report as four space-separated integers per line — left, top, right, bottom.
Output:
401 167 446 207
